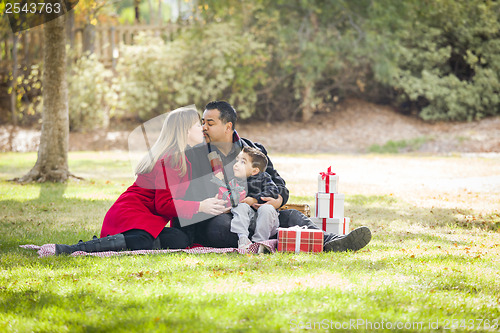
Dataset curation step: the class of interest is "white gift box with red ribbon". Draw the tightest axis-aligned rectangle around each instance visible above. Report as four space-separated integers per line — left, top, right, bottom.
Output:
318 166 338 193
311 217 350 235
318 174 338 193
315 192 345 219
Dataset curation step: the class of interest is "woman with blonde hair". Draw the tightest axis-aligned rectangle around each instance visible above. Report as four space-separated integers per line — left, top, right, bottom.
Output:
55 107 227 254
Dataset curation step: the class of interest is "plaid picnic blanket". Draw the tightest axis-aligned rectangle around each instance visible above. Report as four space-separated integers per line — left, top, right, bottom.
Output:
19 239 278 258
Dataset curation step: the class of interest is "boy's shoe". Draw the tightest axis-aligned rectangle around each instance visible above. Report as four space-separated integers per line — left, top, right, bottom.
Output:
238 236 252 250
323 227 372 252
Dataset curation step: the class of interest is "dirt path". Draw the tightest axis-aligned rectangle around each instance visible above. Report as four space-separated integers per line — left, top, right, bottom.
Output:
1 99 500 153
273 155 500 214
238 99 500 154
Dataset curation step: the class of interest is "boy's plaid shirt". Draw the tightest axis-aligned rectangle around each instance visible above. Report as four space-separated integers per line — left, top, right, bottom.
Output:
244 171 279 204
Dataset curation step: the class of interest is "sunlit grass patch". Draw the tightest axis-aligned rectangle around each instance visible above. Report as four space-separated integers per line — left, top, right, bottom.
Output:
368 136 434 154
347 194 398 206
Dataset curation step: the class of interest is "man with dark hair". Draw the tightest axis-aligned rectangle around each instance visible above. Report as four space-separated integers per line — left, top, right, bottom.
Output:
204 101 237 130
184 100 371 252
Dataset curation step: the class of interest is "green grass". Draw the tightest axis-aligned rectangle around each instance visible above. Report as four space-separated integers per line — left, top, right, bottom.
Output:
1 152 499 332
368 137 433 154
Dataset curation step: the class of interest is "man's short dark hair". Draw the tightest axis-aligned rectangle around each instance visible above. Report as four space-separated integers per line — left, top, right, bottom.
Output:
242 147 268 173
205 101 237 130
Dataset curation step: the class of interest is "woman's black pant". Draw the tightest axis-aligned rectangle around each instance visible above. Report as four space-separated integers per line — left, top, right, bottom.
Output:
122 228 190 250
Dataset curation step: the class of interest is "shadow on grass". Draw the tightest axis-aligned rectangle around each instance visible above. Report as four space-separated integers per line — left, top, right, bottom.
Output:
0 269 492 331
0 152 133 181
346 195 499 246
0 287 266 332
38 181 67 200
0 182 113 252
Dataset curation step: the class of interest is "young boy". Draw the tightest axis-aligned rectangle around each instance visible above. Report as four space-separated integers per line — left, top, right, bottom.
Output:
231 147 280 250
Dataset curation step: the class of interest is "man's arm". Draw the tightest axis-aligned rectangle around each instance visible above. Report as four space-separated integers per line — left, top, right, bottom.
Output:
180 144 226 225
242 139 290 206
184 144 218 201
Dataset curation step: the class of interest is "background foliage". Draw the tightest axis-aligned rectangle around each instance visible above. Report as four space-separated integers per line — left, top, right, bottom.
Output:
2 0 499 127
67 53 118 131
116 23 266 121
388 0 500 121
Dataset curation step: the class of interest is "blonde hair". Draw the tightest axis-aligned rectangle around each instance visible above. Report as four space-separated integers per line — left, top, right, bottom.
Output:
135 107 200 176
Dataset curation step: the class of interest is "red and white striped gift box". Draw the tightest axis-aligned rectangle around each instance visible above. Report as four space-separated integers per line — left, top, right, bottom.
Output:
315 193 345 219
311 217 350 235
277 227 323 253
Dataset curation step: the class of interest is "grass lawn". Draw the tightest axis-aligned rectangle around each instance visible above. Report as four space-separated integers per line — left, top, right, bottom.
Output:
1 152 499 332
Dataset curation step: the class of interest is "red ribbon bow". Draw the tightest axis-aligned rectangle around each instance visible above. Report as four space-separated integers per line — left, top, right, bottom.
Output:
320 166 336 180
320 166 336 193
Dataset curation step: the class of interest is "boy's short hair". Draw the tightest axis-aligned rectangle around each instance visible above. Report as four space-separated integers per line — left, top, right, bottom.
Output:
241 147 268 173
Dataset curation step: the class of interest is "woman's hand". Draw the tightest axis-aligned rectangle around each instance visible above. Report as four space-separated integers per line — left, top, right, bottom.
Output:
198 196 228 215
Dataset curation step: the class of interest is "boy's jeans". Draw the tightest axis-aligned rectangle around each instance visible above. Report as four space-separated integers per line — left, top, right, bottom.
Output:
230 203 279 242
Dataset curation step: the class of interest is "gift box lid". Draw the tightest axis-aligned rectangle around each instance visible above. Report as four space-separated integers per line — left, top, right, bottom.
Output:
310 217 350 223
316 193 345 199
277 227 323 233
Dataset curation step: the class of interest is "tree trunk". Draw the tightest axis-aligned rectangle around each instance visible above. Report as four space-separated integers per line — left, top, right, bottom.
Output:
158 0 162 24
15 15 72 183
66 9 75 49
10 33 19 127
82 23 95 54
135 0 141 23
148 0 153 24
301 84 314 122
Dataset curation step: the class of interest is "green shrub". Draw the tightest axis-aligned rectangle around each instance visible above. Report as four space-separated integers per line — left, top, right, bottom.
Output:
12 0 500 126
18 54 118 131
116 22 266 120
10 64 43 125
389 0 500 121
67 53 118 131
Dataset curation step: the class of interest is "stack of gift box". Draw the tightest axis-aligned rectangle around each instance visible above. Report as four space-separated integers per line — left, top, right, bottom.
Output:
310 166 350 235
278 166 349 253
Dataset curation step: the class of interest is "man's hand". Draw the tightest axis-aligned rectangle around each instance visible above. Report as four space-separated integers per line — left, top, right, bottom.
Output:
242 197 258 206
252 195 283 210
